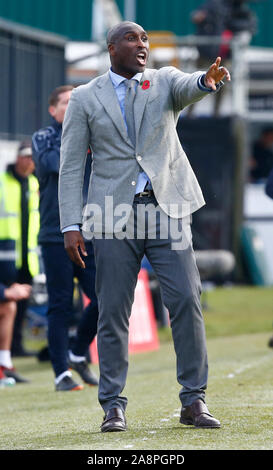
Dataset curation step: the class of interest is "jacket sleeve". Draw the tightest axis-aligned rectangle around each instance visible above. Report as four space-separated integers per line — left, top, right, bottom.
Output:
59 89 90 230
265 167 273 199
167 66 222 111
32 128 60 178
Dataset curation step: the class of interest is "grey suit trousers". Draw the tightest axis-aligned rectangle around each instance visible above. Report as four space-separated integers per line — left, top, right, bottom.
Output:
92 194 208 412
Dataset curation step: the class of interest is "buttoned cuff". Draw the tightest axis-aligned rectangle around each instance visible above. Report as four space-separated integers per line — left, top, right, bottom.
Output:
62 224 80 233
198 74 224 93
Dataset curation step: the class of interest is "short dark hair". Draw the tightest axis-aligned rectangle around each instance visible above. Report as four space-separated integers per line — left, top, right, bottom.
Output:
48 85 74 106
106 21 142 45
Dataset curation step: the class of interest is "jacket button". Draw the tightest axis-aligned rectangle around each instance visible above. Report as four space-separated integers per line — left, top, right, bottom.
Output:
131 181 136 186
136 155 142 161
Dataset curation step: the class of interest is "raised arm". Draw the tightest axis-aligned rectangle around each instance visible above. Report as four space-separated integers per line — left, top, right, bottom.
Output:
170 56 230 111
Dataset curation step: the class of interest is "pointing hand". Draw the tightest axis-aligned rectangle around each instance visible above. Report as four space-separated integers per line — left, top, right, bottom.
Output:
204 57 231 91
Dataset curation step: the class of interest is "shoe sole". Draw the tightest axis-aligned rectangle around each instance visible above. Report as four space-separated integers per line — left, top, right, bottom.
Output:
180 418 221 428
56 384 84 391
70 385 84 391
101 426 127 433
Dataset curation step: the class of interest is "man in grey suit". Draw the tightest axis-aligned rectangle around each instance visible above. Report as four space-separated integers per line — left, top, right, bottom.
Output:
59 21 230 432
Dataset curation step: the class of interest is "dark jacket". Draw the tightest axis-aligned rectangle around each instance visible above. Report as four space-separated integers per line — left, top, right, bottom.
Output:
32 119 91 243
32 119 62 243
265 167 273 200
193 0 228 60
251 141 273 181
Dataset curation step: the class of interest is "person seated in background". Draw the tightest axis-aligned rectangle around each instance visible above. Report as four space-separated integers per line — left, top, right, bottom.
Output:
0 282 31 386
249 127 273 182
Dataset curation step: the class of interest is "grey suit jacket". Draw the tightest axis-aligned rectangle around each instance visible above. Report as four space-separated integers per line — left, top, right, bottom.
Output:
59 66 211 233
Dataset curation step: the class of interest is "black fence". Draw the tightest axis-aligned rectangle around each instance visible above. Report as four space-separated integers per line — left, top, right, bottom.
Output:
0 18 66 140
177 116 248 259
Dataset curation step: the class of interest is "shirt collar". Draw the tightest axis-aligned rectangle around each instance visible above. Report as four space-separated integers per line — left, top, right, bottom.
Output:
109 68 142 88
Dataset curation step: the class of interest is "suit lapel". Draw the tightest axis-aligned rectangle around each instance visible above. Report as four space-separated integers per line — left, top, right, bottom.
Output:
134 71 158 142
95 72 132 145
95 70 159 148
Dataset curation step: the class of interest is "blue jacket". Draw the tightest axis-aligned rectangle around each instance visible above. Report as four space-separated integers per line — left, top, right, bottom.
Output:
265 167 273 200
32 119 91 243
32 119 63 243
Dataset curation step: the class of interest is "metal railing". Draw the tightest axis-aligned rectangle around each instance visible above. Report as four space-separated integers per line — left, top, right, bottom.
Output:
0 18 66 140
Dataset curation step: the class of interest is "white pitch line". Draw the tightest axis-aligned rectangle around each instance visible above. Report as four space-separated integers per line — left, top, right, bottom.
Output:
225 352 273 378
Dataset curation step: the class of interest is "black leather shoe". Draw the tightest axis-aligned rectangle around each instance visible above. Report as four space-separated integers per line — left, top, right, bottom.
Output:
180 399 221 428
101 408 127 432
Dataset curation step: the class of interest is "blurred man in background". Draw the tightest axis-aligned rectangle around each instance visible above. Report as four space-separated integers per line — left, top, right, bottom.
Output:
190 0 257 115
192 0 257 52
0 141 40 358
250 127 273 182
225 0 257 44
32 85 99 392
191 0 228 63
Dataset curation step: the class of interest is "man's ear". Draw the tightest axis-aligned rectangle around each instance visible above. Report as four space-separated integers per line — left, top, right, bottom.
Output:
108 43 115 57
48 105 56 118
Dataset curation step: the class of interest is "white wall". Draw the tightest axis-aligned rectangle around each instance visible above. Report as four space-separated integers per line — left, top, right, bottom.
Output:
0 140 20 172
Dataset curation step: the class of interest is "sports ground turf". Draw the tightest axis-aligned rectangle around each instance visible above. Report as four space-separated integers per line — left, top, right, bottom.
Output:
1 286 273 450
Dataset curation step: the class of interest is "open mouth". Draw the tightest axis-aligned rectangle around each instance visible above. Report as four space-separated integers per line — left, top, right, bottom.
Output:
136 52 147 66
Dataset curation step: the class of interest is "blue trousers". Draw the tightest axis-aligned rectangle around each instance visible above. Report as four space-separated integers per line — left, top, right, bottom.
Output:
41 242 98 377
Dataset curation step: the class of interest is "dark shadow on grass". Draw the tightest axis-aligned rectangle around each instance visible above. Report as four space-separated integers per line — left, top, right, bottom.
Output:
13 360 52 375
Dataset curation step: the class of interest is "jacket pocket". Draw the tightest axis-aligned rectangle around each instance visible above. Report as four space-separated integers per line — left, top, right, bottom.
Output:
169 157 193 201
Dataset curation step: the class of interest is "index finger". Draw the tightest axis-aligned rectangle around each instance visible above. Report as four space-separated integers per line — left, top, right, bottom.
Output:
208 56 221 73
67 246 86 268
215 56 221 68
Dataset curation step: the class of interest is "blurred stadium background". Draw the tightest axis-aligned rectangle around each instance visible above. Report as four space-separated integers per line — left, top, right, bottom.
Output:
1 0 273 289
2 3 273 451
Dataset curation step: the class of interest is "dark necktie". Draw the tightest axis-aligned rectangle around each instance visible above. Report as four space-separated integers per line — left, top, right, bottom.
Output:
124 79 136 146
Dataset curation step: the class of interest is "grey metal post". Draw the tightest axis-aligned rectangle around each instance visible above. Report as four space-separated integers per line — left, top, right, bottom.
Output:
124 0 136 22
231 34 250 117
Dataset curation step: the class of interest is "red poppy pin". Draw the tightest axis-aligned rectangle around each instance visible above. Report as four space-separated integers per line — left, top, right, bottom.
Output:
140 80 150 90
